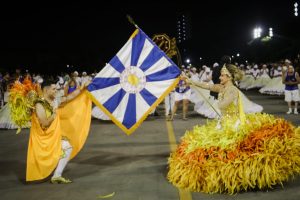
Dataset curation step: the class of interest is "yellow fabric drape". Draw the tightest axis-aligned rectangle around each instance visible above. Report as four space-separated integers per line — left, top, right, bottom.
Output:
26 91 92 181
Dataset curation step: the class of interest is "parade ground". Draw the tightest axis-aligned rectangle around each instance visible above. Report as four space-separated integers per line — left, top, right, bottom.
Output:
0 90 300 200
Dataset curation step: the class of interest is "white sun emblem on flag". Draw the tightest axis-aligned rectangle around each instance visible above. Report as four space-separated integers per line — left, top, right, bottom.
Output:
120 67 146 93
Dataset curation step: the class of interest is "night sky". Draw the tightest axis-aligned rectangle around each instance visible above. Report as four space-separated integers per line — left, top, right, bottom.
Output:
0 1 299 74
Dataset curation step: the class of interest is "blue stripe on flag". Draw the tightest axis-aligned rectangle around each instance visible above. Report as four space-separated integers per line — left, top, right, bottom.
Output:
122 93 136 129
139 88 157 106
103 89 126 113
146 65 181 82
87 77 120 91
109 55 126 73
139 47 163 72
131 31 146 67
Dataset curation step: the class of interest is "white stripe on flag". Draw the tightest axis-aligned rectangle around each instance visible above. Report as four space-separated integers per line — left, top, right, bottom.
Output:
144 56 172 76
144 79 175 98
116 39 132 68
112 93 130 123
96 63 121 78
137 39 154 67
91 84 121 104
136 93 151 121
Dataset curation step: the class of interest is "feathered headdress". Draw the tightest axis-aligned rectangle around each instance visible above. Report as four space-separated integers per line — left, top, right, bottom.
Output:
8 77 39 134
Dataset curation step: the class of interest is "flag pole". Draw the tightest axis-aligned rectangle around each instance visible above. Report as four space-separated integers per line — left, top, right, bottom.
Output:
127 15 139 29
190 84 221 118
183 73 222 118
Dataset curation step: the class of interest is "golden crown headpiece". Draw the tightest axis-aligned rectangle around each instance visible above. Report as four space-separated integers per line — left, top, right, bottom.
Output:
221 65 232 78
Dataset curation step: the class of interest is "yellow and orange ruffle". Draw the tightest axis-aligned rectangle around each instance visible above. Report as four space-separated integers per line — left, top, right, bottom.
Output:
167 113 300 194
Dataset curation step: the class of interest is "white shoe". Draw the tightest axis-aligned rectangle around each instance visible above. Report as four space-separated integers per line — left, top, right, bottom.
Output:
287 110 292 114
294 110 298 114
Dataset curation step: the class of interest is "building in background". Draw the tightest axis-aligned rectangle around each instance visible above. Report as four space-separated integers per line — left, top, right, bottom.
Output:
176 13 192 64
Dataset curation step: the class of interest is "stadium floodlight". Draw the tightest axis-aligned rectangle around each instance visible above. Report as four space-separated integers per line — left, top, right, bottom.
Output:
269 27 273 37
253 27 262 39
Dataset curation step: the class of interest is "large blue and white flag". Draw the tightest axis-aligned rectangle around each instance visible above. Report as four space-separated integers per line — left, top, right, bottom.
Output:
87 29 181 135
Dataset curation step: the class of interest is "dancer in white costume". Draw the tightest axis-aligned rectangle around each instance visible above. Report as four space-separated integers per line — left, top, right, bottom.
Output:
0 104 18 129
81 72 92 86
189 67 200 104
259 66 284 95
164 90 175 117
189 67 199 81
251 64 271 88
199 67 213 96
198 65 208 81
192 67 216 117
239 65 252 89
56 79 65 98
240 65 256 89
246 65 261 89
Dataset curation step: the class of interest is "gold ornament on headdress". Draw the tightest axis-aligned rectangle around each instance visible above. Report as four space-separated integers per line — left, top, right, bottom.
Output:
221 65 232 78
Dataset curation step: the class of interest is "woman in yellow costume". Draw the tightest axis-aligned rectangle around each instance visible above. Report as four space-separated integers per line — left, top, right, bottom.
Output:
9 78 91 184
167 64 300 194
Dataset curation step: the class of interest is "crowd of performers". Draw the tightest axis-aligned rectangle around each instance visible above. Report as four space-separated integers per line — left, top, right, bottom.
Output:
0 70 96 129
164 57 300 121
0 55 300 193
1 57 299 129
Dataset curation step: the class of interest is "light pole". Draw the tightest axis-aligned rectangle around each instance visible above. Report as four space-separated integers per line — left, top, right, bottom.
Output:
251 27 263 63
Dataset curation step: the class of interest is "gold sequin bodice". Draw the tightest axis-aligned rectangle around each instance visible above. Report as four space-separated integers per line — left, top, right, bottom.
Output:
218 85 239 118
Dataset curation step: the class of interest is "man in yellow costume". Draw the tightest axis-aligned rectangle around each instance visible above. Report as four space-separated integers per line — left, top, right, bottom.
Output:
10 78 92 184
